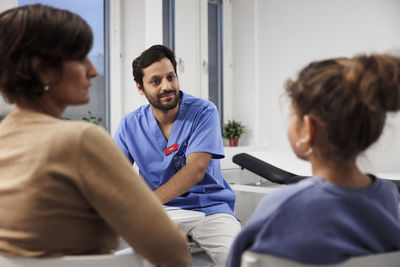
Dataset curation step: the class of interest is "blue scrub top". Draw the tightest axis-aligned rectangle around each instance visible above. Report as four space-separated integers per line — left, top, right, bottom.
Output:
114 91 235 216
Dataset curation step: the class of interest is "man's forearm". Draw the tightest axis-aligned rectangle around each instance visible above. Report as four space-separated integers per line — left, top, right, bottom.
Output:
154 152 212 204
154 165 203 204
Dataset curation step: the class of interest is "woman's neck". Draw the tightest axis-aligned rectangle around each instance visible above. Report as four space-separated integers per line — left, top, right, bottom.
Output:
15 97 64 118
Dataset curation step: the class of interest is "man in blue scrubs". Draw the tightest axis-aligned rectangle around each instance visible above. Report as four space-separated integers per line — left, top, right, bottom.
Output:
114 45 241 266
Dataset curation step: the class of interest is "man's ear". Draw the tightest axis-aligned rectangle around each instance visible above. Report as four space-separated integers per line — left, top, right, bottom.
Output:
137 82 144 95
302 114 317 144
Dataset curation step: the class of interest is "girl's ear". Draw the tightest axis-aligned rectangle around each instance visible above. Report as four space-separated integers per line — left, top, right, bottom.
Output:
302 114 317 144
137 82 144 95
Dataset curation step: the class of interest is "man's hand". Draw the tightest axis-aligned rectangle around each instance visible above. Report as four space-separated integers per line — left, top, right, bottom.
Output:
154 152 212 204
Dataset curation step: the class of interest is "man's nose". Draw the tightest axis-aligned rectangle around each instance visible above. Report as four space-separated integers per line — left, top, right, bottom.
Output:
160 78 170 90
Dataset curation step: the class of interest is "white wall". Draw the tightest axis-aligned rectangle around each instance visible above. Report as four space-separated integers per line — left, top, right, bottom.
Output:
231 0 400 173
109 0 163 135
175 0 201 97
175 0 208 99
230 0 258 146
0 1 17 12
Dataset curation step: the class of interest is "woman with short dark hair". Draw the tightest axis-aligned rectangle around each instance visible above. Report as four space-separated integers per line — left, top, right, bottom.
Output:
0 5 190 267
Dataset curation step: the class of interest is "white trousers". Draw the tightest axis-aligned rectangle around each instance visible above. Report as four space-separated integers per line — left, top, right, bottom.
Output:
178 213 241 267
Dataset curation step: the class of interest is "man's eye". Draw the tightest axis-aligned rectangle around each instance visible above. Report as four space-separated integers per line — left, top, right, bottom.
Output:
152 79 160 84
167 75 175 81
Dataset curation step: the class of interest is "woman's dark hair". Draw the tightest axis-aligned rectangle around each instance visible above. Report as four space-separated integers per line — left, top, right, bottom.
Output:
0 4 93 103
132 45 177 88
285 54 400 162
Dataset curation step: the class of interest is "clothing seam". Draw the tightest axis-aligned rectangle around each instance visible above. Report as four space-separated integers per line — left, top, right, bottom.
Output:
76 124 92 193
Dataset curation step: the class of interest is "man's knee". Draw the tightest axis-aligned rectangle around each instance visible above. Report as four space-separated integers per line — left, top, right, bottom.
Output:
189 213 241 266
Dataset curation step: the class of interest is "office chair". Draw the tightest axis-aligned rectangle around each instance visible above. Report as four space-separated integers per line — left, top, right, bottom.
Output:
241 250 400 267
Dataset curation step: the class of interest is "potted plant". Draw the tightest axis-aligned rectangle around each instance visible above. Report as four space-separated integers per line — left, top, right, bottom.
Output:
222 120 245 147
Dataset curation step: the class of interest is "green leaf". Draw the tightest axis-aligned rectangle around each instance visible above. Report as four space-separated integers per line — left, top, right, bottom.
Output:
81 111 105 129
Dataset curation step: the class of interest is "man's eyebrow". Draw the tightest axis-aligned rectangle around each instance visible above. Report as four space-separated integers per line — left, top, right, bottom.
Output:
148 74 161 80
147 71 175 81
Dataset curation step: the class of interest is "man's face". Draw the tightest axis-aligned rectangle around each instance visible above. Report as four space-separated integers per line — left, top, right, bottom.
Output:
138 57 179 111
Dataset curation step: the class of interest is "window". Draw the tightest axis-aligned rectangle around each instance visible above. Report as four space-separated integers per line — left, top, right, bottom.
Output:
18 0 109 129
208 0 223 124
163 0 175 51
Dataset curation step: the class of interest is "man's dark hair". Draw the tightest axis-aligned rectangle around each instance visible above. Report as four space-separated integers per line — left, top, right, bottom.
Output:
132 45 177 88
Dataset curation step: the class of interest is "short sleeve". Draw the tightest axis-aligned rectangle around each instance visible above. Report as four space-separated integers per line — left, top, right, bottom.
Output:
113 117 134 164
185 104 224 159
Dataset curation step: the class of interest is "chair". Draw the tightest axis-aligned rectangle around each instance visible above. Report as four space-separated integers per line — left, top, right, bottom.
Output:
232 153 308 185
232 152 400 191
241 250 400 267
0 253 155 267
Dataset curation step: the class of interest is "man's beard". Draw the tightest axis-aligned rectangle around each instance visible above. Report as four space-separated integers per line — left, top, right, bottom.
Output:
147 90 179 111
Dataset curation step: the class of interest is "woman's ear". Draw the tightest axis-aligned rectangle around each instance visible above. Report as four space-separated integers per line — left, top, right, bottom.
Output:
38 71 56 86
32 57 56 85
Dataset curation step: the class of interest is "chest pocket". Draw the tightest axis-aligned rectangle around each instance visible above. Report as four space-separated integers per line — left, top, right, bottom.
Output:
172 139 189 171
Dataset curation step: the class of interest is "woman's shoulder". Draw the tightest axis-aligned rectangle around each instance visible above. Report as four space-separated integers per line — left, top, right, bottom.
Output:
52 120 110 146
57 119 101 133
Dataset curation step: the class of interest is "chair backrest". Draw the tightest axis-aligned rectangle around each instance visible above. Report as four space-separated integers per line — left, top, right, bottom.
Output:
241 250 400 267
0 253 155 267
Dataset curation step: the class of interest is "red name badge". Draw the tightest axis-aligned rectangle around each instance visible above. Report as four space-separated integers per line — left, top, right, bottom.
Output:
164 143 179 155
